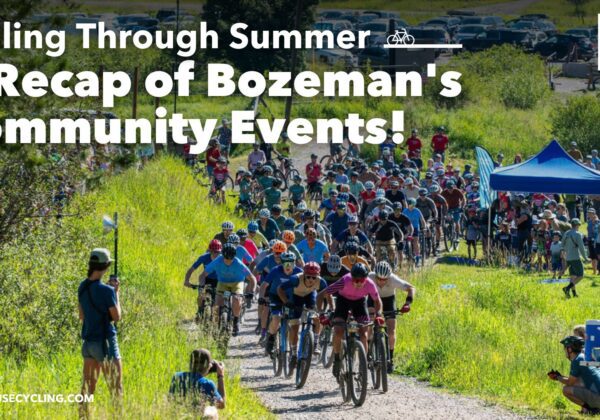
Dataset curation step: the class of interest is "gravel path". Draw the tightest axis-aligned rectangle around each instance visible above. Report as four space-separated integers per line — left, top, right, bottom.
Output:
226 307 525 419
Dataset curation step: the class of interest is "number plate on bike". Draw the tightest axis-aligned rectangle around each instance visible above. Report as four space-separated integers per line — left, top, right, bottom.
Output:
223 291 231 299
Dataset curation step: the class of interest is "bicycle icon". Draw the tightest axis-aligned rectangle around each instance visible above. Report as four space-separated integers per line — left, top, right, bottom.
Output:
386 28 415 46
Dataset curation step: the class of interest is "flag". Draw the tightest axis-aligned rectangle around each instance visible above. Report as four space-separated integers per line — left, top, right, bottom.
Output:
475 146 497 209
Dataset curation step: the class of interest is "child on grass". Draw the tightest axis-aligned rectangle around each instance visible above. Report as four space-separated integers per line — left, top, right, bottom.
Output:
550 231 564 279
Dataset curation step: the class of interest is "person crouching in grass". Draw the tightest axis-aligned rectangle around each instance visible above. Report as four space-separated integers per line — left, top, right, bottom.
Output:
78 248 122 414
170 349 226 414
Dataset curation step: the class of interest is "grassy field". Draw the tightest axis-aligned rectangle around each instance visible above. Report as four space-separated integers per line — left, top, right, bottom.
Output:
393 246 598 418
523 0 600 28
0 157 272 419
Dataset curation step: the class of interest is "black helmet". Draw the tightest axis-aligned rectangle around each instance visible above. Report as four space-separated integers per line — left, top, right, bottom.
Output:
345 241 359 253
222 243 237 259
560 336 585 350
350 263 369 279
379 210 389 220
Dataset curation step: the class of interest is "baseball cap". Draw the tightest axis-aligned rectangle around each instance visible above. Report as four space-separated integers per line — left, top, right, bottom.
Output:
89 248 113 264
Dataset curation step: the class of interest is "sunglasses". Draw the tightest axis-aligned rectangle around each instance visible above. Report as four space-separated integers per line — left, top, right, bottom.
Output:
305 275 318 280
274 252 283 256
352 278 366 284
376 276 388 282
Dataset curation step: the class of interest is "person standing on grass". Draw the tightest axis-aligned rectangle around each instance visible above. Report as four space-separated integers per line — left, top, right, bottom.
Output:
78 248 122 411
586 208 599 276
548 336 600 415
562 219 589 298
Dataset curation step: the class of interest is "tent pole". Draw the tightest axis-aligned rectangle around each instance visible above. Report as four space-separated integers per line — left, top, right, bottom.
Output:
487 205 492 263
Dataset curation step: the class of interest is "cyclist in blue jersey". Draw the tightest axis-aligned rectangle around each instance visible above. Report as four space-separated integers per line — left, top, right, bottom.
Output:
184 239 222 318
198 244 256 336
261 252 303 354
324 201 350 239
403 198 426 264
296 228 330 264
257 208 281 241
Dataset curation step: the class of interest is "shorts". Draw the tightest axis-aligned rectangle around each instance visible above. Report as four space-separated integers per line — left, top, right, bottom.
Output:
551 258 562 272
82 335 121 362
466 239 476 246
571 386 600 409
333 295 369 324
567 260 584 277
589 243 599 260
449 208 462 223
216 281 244 295
367 295 396 318
289 294 316 319
207 166 215 177
213 180 227 190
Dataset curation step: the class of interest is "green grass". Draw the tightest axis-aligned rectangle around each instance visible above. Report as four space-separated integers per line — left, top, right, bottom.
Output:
0 157 272 419
395 255 598 417
523 0 600 29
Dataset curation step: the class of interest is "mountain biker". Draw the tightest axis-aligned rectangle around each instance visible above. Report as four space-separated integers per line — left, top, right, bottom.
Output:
184 239 222 317
212 158 229 202
214 221 234 244
248 221 269 250
319 189 340 217
199 244 257 336
237 171 254 211
205 139 221 178
254 241 288 278
404 129 422 159
332 215 373 254
297 227 330 264
322 172 338 200
429 184 448 251
262 252 303 354
340 241 371 271
370 209 403 267
324 201 350 239
316 263 383 377
237 229 259 260
257 208 281 241
335 164 349 185
403 198 426 264
297 209 331 245
278 262 329 365
263 180 283 210
79 248 122 407
431 126 449 162
369 261 415 373
257 165 276 190
306 154 322 195
358 164 381 187
441 180 465 234
248 143 266 172
227 234 254 266
320 255 350 286
548 336 600 414
270 205 286 231
348 172 365 199
281 230 305 267
288 175 306 206
401 177 419 201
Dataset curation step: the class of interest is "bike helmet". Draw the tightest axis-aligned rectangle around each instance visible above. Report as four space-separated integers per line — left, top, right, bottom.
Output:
327 171 335 178
263 165 273 173
560 335 585 349
236 228 248 238
221 221 234 230
392 168 401 176
446 180 456 188
338 192 349 202
376 188 385 198
464 164 472 170
350 171 359 177
390 180 400 188
222 243 237 259
271 240 287 254
429 184 441 193
217 157 227 164
350 263 369 280
404 178 413 186
348 215 359 224
392 202 403 210
293 174 302 182
248 221 259 232
304 261 321 276
280 251 296 263
374 261 392 279
258 208 271 218
329 188 338 196
303 209 315 219
283 218 296 229
305 227 317 238
345 241 359 253
336 202 347 210
365 181 375 190
271 204 282 213
407 198 416 206
327 255 342 274
464 173 474 180
379 209 389 220
209 239 222 252
296 202 308 211
374 197 386 205
282 230 296 244
418 188 428 195
471 182 480 188
425 172 433 179
227 234 240 245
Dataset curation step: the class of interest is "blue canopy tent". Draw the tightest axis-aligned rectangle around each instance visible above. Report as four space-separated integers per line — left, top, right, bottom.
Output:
490 140 600 194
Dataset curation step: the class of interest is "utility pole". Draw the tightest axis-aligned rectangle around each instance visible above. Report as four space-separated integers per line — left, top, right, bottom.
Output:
284 0 302 130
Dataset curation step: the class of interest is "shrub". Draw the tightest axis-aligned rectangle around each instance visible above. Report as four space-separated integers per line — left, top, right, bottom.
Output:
552 95 600 153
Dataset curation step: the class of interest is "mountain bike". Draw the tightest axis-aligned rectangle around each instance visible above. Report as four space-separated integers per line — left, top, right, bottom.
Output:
335 315 368 407
295 308 317 389
271 307 291 378
368 309 401 393
443 214 460 252
219 291 239 335
319 312 335 368
190 284 216 323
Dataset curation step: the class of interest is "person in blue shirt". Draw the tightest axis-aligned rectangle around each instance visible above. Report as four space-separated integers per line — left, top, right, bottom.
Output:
403 198 426 263
332 215 373 254
254 240 287 276
170 348 226 410
318 189 339 216
226 234 254 266
324 201 350 239
260 252 303 353
548 336 600 414
184 240 223 317
296 227 330 264
199 244 256 336
257 208 281 241
335 165 349 185
78 248 122 409
277 261 330 363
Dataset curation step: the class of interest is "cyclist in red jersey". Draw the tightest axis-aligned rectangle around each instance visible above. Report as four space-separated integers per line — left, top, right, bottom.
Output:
431 126 449 162
306 153 322 194
405 129 422 159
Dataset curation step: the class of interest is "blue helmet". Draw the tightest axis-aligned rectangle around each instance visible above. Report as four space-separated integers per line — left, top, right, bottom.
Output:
248 221 259 232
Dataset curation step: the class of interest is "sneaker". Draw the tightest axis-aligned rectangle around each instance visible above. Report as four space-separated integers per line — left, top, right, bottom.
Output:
232 322 240 337
572 289 578 298
313 342 321 355
332 357 341 378
562 286 571 299
265 336 275 355
258 334 266 346
289 355 297 372
386 361 394 374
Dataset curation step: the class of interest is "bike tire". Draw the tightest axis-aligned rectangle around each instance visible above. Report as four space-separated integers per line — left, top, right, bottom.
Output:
281 322 292 378
286 169 301 187
321 327 334 368
369 340 380 390
273 169 288 192
272 334 283 377
349 340 368 407
319 155 332 167
339 341 350 403
225 175 236 193
377 335 388 393
295 331 314 389
443 224 452 252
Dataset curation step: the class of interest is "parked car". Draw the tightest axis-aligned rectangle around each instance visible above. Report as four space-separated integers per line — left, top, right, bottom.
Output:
459 15 504 27
453 24 489 43
508 18 557 36
313 19 353 35
314 49 358 67
114 14 150 29
319 10 344 20
533 34 595 61
529 30 549 48
357 46 389 66
358 18 409 35
156 8 176 21
408 26 451 44
363 10 401 19
421 16 461 35
566 27 598 48
461 29 533 52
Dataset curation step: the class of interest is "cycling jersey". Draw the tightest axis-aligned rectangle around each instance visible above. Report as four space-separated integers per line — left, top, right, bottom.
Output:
360 190 376 203
430 194 448 212
319 198 337 212
256 254 282 274
281 275 327 298
192 253 220 281
235 245 253 264
389 213 412 235
263 265 303 298
263 187 282 209
258 218 280 241
349 180 365 198
288 184 305 201
322 181 337 199
403 207 424 230
335 228 370 247
324 212 350 238
239 178 252 202
213 167 229 182
385 190 406 205
296 239 329 263
341 255 370 271
368 273 411 298
319 263 350 284
416 197 437 221
249 231 269 249
370 220 402 242
325 273 380 302
204 256 251 283
442 189 465 209
257 175 275 190
335 173 349 184
242 239 259 259
402 186 420 200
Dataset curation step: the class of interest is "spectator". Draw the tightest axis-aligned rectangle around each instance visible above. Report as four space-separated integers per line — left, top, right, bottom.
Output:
562 219 588 298
568 141 583 162
217 118 232 157
592 149 599 169
247 143 266 172
587 208 599 276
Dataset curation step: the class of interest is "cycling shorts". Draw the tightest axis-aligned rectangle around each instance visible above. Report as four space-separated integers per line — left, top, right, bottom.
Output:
217 281 244 295
449 208 462 223
367 295 396 318
333 295 369 324
289 294 316 319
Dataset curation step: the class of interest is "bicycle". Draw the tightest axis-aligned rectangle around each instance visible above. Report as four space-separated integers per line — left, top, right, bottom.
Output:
219 291 240 335
295 308 317 389
319 312 335 368
190 284 216 323
386 28 415 46
443 214 460 252
271 306 291 378
368 309 402 393
335 314 368 407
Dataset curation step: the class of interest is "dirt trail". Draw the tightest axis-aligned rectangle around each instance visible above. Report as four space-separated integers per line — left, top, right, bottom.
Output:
226 307 524 419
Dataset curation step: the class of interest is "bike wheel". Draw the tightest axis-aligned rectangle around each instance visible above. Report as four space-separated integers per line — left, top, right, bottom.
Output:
349 340 368 407
369 340 380 390
286 169 301 187
339 341 350 403
281 322 292 378
377 335 388 393
273 169 288 192
443 224 452 252
295 331 314 389
224 175 236 193
319 155 332 167
321 327 334 368
272 334 283 377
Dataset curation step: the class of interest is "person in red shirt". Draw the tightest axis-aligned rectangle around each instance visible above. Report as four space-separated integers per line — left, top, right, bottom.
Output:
305 153 322 194
404 129 422 159
205 139 221 178
431 126 449 162
212 157 229 203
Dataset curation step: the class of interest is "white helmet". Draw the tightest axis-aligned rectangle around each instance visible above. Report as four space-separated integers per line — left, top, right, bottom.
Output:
376 188 385 198
374 261 392 279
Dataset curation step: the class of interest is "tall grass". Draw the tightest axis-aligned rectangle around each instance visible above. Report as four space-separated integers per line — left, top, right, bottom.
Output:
0 157 272 419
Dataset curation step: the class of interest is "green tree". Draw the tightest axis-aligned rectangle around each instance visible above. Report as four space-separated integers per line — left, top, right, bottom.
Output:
202 0 318 73
552 95 600 153
566 0 589 24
